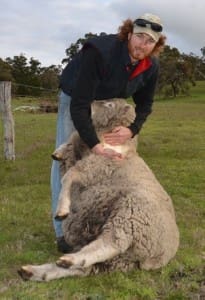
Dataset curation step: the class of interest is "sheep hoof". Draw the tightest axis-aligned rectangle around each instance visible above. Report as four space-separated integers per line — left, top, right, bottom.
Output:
18 266 33 281
56 256 74 268
55 214 68 220
55 212 69 220
51 153 62 161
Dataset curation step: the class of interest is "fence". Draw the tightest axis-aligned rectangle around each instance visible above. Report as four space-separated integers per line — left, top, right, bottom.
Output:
0 81 15 160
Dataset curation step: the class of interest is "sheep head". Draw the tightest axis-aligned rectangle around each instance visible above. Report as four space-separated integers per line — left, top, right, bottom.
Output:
91 99 135 131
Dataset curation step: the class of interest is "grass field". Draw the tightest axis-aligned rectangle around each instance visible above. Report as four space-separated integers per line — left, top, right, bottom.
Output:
0 82 204 299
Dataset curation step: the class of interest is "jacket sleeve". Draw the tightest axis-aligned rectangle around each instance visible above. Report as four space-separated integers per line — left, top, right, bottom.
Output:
128 63 159 136
70 46 104 148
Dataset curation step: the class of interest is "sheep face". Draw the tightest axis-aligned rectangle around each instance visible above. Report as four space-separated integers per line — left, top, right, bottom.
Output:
91 99 135 131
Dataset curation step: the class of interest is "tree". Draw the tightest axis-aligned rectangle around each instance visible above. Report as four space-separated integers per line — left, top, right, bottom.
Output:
40 65 62 91
27 57 42 95
201 47 205 59
6 54 42 96
198 47 205 79
2 54 62 97
6 54 35 95
0 59 13 81
180 52 205 81
158 46 197 98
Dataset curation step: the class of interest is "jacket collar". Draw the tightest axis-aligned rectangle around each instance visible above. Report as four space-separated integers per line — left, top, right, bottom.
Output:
129 57 152 80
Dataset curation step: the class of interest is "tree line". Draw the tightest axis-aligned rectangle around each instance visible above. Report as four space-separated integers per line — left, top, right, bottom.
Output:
0 32 205 98
0 55 62 96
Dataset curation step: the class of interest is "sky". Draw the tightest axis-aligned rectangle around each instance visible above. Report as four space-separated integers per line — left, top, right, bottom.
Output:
0 0 204 67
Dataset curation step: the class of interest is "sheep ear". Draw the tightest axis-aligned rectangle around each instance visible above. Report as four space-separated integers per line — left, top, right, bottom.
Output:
123 105 131 113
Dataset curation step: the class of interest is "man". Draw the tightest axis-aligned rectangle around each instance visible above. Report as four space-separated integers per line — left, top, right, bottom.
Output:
51 13 166 252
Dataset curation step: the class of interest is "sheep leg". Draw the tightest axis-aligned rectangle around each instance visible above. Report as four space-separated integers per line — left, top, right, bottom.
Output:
56 233 129 269
55 167 81 219
52 143 68 160
18 263 91 282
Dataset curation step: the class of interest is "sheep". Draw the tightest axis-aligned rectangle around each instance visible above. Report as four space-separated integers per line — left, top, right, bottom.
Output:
54 99 138 219
18 99 179 282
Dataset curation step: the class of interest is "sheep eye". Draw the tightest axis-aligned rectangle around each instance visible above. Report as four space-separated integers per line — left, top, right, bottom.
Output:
104 102 115 108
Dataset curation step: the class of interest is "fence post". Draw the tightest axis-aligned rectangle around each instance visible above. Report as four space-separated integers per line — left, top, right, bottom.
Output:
0 81 15 160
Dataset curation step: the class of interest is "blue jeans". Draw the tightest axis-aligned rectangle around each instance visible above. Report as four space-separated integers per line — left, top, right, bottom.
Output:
51 91 75 237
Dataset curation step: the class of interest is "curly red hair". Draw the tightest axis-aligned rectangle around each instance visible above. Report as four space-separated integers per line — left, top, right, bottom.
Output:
118 19 166 57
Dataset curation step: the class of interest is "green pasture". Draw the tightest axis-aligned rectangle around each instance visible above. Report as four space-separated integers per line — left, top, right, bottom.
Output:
0 82 204 299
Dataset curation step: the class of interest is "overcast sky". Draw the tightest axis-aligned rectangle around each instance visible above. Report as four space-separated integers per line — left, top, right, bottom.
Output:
0 0 204 67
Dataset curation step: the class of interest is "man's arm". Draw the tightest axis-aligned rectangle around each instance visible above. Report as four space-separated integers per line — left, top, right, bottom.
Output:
70 46 103 149
128 67 159 136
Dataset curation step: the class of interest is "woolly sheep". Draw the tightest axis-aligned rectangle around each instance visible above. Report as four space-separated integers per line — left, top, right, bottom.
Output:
19 99 179 282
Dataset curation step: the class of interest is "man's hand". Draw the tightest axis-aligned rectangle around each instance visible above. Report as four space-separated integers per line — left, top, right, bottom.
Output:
103 126 132 146
91 143 122 160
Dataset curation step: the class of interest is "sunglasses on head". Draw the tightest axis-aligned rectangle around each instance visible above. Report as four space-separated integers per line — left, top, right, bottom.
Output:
134 18 163 32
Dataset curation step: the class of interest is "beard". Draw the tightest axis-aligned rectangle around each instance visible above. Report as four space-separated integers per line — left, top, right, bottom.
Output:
129 47 146 61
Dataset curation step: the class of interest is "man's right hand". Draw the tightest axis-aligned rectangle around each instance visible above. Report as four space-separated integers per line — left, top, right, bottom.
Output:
91 143 122 160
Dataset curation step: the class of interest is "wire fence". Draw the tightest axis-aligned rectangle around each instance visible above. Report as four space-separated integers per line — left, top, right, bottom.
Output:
13 82 58 93
0 81 58 160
